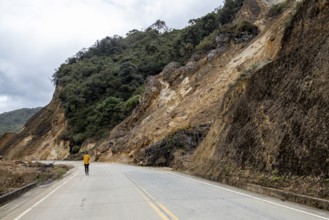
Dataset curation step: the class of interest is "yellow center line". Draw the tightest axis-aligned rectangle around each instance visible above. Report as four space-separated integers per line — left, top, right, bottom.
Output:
136 187 171 220
125 174 180 220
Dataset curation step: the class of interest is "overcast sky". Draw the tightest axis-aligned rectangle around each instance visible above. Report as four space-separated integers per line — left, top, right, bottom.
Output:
0 0 223 114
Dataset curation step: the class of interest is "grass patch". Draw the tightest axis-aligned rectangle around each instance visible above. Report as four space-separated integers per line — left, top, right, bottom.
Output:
54 166 67 178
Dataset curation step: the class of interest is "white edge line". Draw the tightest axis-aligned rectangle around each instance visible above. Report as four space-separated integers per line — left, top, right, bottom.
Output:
167 172 329 220
14 172 78 220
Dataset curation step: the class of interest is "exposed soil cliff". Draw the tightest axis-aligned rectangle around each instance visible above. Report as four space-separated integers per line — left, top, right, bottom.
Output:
0 89 70 160
189 0 329 198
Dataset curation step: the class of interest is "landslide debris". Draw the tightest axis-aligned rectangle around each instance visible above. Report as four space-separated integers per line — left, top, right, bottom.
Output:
0 160 71 196
135 124 210 167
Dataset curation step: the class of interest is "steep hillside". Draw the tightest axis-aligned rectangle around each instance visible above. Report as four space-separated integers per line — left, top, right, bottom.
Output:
97 0 284 162
189 0 329 197
50 0 244 150
0 90 70 160
0 0 244 159
96 0 329 199
0 107 42 136
0 0 328 200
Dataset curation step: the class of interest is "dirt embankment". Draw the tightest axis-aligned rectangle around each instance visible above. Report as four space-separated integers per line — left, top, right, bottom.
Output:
189 0 329 199
0 160 71 196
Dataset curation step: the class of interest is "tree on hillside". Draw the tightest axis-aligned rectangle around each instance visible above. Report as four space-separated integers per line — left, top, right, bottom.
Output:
147 20 169 33
0 108 42 136
219 0 244 24
52 0 244 148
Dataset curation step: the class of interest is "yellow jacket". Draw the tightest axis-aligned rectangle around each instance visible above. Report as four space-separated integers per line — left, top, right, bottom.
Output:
83 154 90 164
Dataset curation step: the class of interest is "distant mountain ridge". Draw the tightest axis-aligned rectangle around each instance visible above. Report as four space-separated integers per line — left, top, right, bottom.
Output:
0 108 42 136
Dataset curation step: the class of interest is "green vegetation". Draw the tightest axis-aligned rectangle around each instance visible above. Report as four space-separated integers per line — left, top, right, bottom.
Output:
53 166 68 178
35 164 71 184
234 20 258 34
267 1 288 17
259 172 287 188
0 107 42 136
52 0 244 150
71 145 80 154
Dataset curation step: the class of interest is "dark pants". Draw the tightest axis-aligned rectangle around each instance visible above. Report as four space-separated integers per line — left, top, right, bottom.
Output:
84 164 89 174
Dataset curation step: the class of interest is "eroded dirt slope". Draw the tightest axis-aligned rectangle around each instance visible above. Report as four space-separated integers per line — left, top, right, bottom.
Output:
0 89 70 160
97 0 287 163
189 0 329 197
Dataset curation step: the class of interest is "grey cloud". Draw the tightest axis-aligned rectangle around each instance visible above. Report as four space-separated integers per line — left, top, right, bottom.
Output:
0 0 223 113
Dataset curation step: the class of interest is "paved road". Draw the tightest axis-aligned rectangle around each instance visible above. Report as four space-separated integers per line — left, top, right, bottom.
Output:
1 162 329 220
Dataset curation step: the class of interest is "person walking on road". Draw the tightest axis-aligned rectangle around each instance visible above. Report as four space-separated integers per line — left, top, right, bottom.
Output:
83 151 90 175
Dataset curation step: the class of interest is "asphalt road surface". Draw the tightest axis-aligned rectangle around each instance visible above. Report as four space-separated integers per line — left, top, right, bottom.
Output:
1 162 329 220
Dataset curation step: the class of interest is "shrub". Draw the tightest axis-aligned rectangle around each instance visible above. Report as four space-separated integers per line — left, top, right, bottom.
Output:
196 31 218 52
120 95 140 114
219 0 244 24
71 145 80 154
268 1 288 17
235 21 258 35
54 167 67 178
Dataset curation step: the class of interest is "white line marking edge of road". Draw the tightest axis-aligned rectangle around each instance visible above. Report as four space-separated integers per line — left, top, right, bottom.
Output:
168 172 329 220
14 171 78 220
